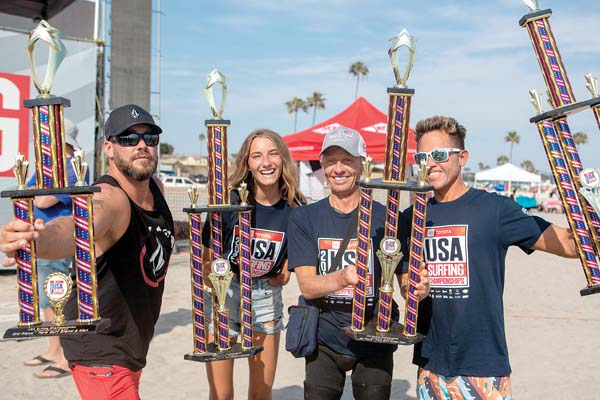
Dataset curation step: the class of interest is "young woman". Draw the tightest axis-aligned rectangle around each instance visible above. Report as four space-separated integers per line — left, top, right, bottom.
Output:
201 129 304 400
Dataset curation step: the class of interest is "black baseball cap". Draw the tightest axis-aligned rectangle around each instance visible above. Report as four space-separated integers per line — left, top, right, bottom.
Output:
104 104 162 139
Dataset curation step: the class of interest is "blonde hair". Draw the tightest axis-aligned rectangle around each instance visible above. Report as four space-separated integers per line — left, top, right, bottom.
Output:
229 129 305 207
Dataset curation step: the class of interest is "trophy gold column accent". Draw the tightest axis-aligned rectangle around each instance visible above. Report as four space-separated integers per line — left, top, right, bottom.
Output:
12 155 40 327
376 238 403 333
520 2 600 295
43 272 73 326
237 183 254 350
209 259 234 351
350 157 374 333
2 21 104 339
184 70 262 362
344 29 430 345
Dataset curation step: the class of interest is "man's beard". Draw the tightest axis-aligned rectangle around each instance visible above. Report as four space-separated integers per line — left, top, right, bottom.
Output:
113 150 157 181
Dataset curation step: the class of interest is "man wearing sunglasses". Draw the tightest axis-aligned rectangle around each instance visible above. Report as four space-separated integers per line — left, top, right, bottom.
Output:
399 115 577 400
0 104 188 399
288 127 430 400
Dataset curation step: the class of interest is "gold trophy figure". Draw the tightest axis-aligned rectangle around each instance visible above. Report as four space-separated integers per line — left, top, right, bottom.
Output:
209 259 234 352
43 273 73 326
375 238 403 333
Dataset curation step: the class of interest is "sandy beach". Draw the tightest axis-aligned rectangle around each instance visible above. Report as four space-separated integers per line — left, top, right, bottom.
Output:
0 210 599 399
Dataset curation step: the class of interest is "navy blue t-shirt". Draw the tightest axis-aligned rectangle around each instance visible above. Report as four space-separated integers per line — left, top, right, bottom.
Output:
288 197 401 357
202 197 292 278
400 188 551 377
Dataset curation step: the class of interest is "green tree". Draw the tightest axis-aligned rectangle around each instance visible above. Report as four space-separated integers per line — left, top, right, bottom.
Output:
306 91 326 126
521 160 536 173
505 130 520 163
349 61 369 99
198 132 206 156
573 131 588 148
497 154 509 166
478 162 490 171
285 97 308 132
160 142 174 155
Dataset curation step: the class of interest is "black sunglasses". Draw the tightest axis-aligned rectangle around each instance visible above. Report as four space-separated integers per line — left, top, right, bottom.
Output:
110 131 160 147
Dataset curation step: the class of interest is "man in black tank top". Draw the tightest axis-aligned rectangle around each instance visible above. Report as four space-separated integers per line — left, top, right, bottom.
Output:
0 104 189 399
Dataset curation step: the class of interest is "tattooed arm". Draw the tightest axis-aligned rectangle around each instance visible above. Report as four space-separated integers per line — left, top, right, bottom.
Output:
0 182 130 264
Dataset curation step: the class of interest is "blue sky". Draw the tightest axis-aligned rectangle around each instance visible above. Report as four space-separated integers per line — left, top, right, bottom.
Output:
153 0 600 173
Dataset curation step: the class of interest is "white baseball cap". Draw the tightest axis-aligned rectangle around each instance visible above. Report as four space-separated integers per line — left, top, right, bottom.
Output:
319 126 367 158
64 118 80 150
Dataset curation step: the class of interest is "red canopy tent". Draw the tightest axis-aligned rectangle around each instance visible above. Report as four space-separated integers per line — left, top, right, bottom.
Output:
283 97 416 163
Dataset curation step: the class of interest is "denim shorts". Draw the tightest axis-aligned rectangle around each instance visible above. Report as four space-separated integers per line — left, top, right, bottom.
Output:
37 257 73 308
205 276 284 336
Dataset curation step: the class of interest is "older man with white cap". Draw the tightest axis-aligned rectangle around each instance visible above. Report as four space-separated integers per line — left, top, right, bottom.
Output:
287 127 429 400
23 118 88 378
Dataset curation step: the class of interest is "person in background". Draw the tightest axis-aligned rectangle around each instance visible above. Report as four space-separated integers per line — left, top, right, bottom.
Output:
202 128 304 400
23 118 88 379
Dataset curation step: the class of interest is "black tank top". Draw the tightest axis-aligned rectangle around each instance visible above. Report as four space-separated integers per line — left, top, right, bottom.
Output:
61 175 174 371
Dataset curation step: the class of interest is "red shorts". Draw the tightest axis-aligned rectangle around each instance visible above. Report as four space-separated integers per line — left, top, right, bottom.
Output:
71 364 142 400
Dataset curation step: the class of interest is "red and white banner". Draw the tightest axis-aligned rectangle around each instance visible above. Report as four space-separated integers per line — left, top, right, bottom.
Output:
0 72 29 177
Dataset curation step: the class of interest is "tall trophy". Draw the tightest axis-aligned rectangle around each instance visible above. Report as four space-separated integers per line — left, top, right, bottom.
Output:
343 29 432 345
184 70 263 362
520 1 600 296
2 21 104 338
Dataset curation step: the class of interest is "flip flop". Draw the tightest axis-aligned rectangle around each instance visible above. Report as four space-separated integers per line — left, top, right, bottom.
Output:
24 355 53 367
34 365 71 379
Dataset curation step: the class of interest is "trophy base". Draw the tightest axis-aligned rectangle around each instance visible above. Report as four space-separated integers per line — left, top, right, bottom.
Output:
184 204 253 213
184 343 263 362
530 97 600 123
3 318 109 339
357 178 433 193
343 321 425 345
580 284 600 296
1 185 101 199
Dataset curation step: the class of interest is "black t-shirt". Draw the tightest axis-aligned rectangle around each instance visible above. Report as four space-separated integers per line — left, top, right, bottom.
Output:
287 197 400 357
202 197 292 278
61 175 174 371
399 188 551 377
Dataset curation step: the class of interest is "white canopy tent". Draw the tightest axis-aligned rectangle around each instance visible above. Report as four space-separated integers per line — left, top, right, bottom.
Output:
474 163 541 194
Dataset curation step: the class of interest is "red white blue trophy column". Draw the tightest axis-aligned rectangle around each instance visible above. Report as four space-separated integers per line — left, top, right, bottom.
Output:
237 183 254 350
3 21 103 339
184 70 262 362
520 1 600 295
12 156 40 327
345 30 430 345
186 187 207 353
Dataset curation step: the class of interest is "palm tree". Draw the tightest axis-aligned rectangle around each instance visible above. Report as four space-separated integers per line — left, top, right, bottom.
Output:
521 160 536 173
573 131 588 148
306 92 326 126
497 155 509 165
198 133 206 156
478 162 490 171
285 97 308 132
505 130 520 163
349 61 369 99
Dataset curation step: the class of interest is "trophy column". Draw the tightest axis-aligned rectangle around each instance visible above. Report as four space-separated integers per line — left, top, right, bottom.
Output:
3 21 104 339
12 156 40 327
344 30 430 345
520 2 600 295
184 70 262 362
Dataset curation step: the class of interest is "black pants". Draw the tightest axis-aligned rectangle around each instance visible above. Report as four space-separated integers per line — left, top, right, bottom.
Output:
304 343 393 399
